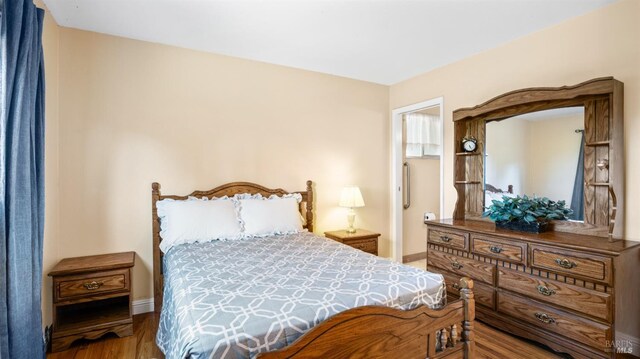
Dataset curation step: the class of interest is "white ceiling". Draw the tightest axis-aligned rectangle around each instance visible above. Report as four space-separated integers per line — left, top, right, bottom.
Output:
43 0 615 85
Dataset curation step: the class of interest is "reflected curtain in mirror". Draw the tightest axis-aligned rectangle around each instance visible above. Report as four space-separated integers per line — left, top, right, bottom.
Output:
570 132 585 220
0 1 46 358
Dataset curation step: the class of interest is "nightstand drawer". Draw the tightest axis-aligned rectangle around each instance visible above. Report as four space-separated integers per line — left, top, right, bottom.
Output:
427 227 469 250
428 249 494 284
345 239 377 254
530 245 612 284
471 234 526 264
55 269 129 301
324 229 380 256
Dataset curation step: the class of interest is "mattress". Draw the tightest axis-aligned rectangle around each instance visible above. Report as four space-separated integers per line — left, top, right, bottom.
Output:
156 232 445 359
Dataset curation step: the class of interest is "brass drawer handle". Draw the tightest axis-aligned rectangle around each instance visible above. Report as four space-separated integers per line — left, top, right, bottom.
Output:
554 258 577 269
451 260 463 270
537 285 556 296
440 235 452 243
534 312 556 324
451 283 460 291
83 281 104 290
489 245 503 254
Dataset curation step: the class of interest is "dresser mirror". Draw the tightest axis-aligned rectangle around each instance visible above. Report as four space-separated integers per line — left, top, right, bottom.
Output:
484 106 585 221
452 78 624 239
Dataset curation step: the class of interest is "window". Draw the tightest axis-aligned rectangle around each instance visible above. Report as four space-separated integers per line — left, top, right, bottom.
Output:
405 112 441 158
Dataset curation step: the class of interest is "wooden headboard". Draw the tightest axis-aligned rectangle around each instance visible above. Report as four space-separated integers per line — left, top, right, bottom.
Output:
151 180 314 313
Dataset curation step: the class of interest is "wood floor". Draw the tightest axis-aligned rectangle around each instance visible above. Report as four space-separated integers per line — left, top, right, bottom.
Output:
47 312 573 358
48 313 163 359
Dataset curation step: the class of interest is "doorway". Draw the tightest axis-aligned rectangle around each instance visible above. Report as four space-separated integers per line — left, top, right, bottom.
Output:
391 98 444 264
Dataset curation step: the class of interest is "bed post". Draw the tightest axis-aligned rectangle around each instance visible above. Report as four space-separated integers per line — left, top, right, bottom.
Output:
306 180 314 233
152 182 163 314
459 277 476 358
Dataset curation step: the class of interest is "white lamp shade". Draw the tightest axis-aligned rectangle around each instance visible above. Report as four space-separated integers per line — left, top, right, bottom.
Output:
339 186 365 208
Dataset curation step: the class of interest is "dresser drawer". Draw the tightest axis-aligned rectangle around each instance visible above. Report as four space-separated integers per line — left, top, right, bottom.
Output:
427 227 469 250
344 239 377 254
440 270 495 309
55 269 129 301
530 245 612 284
471 234 526 264
497 291 611 351
428 250 494 284
498 268 611 322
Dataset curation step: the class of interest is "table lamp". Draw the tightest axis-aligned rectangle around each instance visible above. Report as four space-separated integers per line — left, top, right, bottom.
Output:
339 186 365 233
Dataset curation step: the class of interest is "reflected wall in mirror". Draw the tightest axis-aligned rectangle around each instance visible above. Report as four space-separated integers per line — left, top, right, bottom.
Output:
484 107 584 221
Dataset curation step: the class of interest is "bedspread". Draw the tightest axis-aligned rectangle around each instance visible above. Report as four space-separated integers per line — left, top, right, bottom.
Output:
156 232 445 359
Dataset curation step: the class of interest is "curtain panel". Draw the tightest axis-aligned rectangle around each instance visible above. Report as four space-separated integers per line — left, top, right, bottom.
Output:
1 0 46 358
569 133 585 221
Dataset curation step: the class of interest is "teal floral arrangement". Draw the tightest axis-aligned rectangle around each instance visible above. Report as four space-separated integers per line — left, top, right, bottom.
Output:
483 195 572 233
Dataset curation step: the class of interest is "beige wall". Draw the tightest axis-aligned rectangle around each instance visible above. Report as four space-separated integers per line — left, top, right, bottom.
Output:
402 107 441 257
403 158 440 256
527 114 583 203
54 29 389 304
390 0 640 241
485 118 530 197
486 111 584 204
39 1 60 327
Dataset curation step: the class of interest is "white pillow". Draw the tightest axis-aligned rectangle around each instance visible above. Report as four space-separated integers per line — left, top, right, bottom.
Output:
157 197 242 253
237 194 303 237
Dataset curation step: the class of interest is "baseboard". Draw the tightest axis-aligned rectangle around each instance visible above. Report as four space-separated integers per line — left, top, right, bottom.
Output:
402 251 427 263
616 332 640 356
132 298 154 315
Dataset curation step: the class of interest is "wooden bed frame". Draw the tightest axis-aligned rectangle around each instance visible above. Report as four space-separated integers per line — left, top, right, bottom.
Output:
151 180 475 358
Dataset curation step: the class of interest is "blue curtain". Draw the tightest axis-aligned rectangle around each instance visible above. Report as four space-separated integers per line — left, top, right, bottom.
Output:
1 0 46 358
569 133 585 221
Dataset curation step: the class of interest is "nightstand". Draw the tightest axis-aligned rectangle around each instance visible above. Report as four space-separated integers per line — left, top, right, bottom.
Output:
324 229 380 255
48 251 135 352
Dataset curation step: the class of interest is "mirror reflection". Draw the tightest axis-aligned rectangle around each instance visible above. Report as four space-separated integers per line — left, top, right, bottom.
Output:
484 107 585 221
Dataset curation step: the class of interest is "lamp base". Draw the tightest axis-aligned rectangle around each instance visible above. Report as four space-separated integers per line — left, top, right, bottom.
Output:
346 208 356 233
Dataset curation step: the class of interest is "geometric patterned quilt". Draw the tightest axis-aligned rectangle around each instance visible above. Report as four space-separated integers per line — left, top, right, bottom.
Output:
156 232 445 358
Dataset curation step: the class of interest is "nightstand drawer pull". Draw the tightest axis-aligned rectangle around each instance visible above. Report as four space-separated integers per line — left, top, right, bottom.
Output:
451 260 463 270
489 245 503 254
555 258 577 269
536 285 556 296
534 312 556 324
83 281 104 290
440 236 452 243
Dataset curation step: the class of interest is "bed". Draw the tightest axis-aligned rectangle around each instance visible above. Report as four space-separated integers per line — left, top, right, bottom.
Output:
152 181 475 358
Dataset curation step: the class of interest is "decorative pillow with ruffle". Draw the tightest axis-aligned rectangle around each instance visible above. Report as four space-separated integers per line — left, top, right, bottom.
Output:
235 193 305 238
157 196 242 253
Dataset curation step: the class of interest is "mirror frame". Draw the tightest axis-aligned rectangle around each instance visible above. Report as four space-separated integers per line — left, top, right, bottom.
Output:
452 77 624 240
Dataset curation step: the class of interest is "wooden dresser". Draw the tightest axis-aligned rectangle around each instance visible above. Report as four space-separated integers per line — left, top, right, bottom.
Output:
49 252 136 352
426 219 640 358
